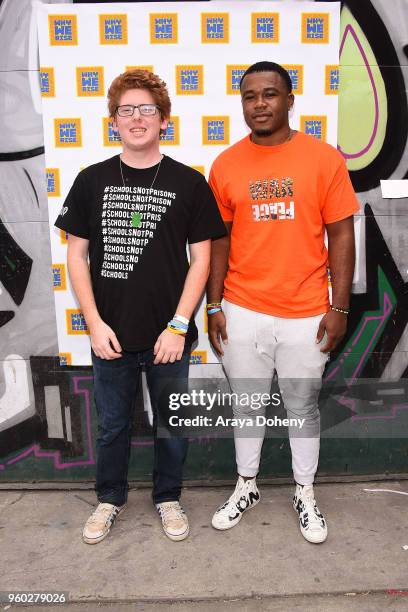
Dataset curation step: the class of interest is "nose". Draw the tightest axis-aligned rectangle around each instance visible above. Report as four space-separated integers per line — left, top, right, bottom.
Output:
254 95 267 108
131 107 142 120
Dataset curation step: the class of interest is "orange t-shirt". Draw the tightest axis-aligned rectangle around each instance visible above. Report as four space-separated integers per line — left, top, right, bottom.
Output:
209 132 360 318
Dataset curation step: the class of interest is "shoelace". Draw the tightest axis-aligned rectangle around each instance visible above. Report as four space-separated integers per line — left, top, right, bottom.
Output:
88 504 116 524
223 481 248 515
159 503 185 521
301 497 324 529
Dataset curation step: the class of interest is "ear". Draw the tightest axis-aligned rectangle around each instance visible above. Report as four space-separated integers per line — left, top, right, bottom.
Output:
160 116 169 132
288 94 295 111
112 114 118 131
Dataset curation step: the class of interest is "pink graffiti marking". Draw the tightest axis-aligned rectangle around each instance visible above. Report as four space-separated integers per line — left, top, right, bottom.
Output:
338 394 408 423
338 24 380 159
1 376 95 471
326 292 398 422
131 439 153 447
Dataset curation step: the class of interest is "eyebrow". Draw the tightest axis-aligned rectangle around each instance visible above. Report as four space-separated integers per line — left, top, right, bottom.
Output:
242 86 280 95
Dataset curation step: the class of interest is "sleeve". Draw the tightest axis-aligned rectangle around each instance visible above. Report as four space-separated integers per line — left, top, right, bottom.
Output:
54 170 91 239
321 154 360 225
187 174 227 244
208 159 234 222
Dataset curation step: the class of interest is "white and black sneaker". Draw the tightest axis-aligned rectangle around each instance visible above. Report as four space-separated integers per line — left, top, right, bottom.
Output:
293 484 327 544
212 476 260 530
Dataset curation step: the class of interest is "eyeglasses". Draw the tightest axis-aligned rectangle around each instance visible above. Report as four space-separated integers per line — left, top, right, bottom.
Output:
116 104 159 117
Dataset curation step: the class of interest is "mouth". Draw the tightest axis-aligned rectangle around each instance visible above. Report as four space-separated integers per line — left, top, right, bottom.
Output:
253 114 272 120
130 127 147 134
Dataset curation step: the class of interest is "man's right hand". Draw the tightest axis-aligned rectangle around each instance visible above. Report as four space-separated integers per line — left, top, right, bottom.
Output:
208 310 228 356
89 319 122 360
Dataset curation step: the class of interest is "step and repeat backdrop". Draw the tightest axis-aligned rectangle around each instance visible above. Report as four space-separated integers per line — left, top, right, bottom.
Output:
37 1 340 366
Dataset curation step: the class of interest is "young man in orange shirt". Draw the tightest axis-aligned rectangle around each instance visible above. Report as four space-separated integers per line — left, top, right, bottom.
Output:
207 62 359 544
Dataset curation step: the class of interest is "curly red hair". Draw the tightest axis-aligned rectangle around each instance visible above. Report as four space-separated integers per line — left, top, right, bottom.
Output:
107 70 171 119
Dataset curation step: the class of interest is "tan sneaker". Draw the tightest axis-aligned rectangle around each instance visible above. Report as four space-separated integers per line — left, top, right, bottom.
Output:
82 502 126 544
156 501 189 541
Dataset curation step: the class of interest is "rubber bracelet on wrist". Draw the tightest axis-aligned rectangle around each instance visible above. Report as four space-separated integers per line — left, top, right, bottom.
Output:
166 326 186 337
206 302 222 315
174 313 189 326
167 319 188 332
330 305 350 315
207 307 222 315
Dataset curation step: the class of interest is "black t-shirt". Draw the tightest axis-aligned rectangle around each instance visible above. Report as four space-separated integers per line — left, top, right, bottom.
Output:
55 154 226 350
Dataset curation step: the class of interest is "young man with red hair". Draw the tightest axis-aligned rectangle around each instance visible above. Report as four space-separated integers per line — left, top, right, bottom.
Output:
55 70 225 544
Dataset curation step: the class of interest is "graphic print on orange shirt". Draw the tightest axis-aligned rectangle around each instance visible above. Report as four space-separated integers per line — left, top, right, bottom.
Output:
249 176 294 221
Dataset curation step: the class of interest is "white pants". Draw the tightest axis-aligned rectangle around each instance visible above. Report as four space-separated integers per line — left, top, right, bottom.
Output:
222 300 329 485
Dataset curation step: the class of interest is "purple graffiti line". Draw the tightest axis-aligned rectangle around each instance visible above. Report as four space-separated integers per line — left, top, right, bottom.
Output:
338 24 380 160
131 439 154 447
324 292 393 385
2 376 95 471
337 394 408 423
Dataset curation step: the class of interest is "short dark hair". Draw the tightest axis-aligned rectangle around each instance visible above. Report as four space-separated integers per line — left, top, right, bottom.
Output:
240 61 292 94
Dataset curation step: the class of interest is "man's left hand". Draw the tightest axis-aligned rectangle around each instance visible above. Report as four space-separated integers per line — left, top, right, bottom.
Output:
316 310 348 353
153 329 186 364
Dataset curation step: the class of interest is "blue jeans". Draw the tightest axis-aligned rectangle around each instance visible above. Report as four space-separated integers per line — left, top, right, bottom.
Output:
92 348 189 506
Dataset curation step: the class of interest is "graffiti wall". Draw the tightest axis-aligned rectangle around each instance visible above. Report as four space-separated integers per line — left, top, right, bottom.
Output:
1 0 407 483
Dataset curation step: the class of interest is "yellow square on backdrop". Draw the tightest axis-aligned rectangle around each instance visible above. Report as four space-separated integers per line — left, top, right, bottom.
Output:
99 14 128 45
46 168 60 197
150 13 178 44
226 65 250 95
40 67 55 97
49 15 78 46
301 13 329 44
160 117 180 145
175 65 204 95
251 13 279 43
76 66 104 97
202 116 230 145
201 13 229 43
54 118 82 147
300 115 327 141
325 65 339 94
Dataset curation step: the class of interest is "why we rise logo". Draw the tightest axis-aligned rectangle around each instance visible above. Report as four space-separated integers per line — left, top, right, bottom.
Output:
202 117 229 146
325 65 339 94
59 353 72 366
226 65 249 95
66 309 89 335
150 14 178 44
49 15 77 45
300 116 327 141
54 118 82 147
99 14 128 44
201 13 229 43
160 117 180 145
40 67 55 97
251 13 279 43
52 264 67 291
103 118 121 147
301 13 329 44
176 65 204 95
282 65 304 95
76 67 104 97
46 168 60 197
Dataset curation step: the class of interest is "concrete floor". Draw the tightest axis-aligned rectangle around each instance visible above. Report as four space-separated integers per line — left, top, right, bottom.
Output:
0 482 407 610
